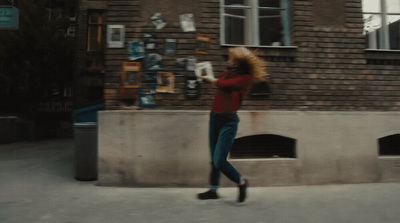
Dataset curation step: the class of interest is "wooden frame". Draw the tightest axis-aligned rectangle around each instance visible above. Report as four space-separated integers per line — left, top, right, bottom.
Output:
121 62 141 88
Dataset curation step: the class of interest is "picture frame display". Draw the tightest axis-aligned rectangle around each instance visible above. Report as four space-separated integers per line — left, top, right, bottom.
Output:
121 62 141 88
107 25 125 48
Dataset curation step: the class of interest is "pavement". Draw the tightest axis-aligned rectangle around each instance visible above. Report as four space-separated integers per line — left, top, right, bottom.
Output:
1 139 400 223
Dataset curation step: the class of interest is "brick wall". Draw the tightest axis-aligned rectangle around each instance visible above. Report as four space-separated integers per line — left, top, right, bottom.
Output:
99 0 400 111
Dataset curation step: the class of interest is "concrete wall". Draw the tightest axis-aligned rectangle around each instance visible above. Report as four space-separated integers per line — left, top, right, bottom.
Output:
98 110 400 187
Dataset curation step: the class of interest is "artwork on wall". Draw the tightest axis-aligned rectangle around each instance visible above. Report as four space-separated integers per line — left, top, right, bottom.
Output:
107 25 125 48
150 13 167 30
128 41 145 61
121 62 141 88
164 39 178 56
144 33 158 51
142 72 158 84
185 75 201 100
174 58 188 76
186 56 197 71
139 88 156 107
156 72 175 93
195 61 214 83
196 33 211 54
179 14 196 32
145 53 163 70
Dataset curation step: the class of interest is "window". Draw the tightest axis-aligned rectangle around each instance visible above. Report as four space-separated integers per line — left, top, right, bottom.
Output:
220 0 291 47
363 0 400 50
230 134 296 159
87 11 105 51
379 134 400 156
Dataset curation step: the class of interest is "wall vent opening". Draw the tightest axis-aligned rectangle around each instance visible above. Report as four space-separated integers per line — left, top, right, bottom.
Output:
379 134 400 156
230 134 296 159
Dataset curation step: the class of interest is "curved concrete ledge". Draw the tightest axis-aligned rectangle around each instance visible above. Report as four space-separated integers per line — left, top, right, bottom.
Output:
98 110 400 187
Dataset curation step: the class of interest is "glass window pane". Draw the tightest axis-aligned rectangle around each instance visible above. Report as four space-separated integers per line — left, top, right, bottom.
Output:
225 0 246 6
362 0 381 13
88 26 101 51
364 13 382 34
388 15 400 49
259 10 283 46
364 14 382 49
226 8 245 16
225 16 244 44
386 0 400 14
88 38 100 51
259 0 280 8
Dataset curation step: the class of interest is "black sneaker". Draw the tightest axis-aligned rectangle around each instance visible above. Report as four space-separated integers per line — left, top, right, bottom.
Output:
197 190 219 200
238 179 248 203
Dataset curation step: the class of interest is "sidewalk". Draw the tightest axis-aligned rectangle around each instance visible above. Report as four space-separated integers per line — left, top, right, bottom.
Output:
1 139 400 223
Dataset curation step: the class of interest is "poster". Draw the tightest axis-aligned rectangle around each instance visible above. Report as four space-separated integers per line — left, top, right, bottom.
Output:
143 33 157 51
145 53 163 70
195 61 214 83
185 76 201 100
196 33 211 54
121 62 141 88
174 58 188 76
186 56 197 71
128 41 145 60
139 88 156 107
165 39 178 55
150 13 167 30
107 25 125 48
156 72 175 93
142 72 158 84
179 14 196 32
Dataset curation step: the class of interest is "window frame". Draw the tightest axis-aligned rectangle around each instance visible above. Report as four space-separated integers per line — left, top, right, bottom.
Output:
363 0 400 50
220 0 291 47
87 11 105 51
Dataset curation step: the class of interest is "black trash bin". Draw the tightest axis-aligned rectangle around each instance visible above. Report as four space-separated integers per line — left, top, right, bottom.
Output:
73 122 97 181
0 116 17 144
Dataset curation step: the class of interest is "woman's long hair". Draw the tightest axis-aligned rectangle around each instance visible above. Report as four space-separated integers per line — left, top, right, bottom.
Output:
228 47 268 83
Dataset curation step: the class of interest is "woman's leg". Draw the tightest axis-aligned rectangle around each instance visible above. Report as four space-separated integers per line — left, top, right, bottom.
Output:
209 114 221 190
212 119 241 184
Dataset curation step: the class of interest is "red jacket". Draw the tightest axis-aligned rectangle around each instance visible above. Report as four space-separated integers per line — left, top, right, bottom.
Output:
211 71 254 112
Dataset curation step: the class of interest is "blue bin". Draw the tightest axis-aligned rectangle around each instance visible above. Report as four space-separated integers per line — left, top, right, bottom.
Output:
73 104 104 123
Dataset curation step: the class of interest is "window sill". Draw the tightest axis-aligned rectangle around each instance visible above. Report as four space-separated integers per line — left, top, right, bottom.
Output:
230 158 297 162
221 44 297 62
221 43 297 50
379 156 400 160
365 49 400 65
365 49 400 53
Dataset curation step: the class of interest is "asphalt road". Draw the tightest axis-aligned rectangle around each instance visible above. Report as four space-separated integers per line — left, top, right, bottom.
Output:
1 139 400 223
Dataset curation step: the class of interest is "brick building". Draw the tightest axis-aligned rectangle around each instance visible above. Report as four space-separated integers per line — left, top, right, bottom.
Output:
76 0 400 187
77 0 400 111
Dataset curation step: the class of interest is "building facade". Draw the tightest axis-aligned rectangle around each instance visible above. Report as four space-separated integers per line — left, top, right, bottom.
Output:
76 0 400 186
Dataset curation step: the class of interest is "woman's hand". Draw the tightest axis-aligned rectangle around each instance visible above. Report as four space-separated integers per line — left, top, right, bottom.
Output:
202 76 217 84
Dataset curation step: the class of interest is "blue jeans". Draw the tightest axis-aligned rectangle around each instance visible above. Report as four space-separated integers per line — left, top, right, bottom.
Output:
209 113 242 190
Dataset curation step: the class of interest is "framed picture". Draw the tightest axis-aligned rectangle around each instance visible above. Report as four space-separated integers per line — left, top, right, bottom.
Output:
128 41 145 61
164 39 178 56
185 76 201 100
180 14 196 32
107 25 125 48
145 53 163 70
195 61 214 82
143 33 158 51
156 72 175 93
121 62 141 88
139 88 156 107
196 33 211 54
150 13 167 30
